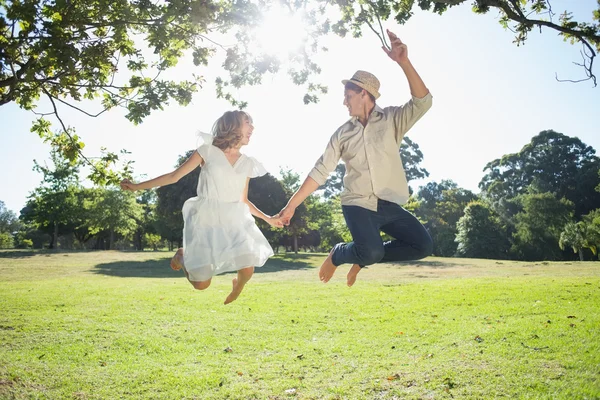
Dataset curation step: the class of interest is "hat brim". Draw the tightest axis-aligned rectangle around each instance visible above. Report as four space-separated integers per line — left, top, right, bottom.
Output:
341 79 381 99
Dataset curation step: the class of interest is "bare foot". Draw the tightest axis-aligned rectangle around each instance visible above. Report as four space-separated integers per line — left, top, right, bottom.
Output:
347 264 361 287
224 278 243 305
318 251 337 283
170 248 184 271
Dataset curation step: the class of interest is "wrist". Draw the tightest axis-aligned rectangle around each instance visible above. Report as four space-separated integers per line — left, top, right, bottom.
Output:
397 58 412 69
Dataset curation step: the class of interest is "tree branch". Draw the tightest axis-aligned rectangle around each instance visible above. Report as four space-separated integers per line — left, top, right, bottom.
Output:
489 0 598 42
359 4 389 51
52 95 110 118
434 0 597 85
41 88 97 170
556 42 597 86
0 58 35 88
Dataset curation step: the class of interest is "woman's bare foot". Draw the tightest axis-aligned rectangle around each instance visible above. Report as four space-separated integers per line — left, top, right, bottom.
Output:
170 248 184 271
224 278 242 304
224 267 254 305
347 264 361 287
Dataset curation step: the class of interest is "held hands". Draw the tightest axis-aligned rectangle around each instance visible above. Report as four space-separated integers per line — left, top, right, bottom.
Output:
266 215 285 228
277 206 295 227
120 179 138 192
382 29 408 64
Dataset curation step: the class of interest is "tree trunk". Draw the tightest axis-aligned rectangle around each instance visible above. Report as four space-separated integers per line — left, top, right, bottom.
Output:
53 222 59 250
293 234 298 254
578 248 584 261
109 229 115 250
135 229 143 251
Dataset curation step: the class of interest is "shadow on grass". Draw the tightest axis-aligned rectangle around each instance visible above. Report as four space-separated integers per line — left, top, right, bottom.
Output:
92 256 316 278
92 258 179 278
386 260 452 269
0 249 68 259
270 253 323 261
0 250 39 259
254 257 316 274
0 249 106 259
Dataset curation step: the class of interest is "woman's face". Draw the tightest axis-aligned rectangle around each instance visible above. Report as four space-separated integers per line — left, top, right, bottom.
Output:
239 115 254 146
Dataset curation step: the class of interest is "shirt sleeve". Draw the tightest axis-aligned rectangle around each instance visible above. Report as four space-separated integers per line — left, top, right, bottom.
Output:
196 144 211 163
389 92 433 145
308 131 342 186
247 156 268 178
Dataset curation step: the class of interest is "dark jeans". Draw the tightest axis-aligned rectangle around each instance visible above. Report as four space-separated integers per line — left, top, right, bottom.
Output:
331 199 433 267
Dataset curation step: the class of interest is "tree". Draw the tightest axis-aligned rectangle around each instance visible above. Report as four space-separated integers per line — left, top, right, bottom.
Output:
20 187 78 248
322 164 346 199
559 222 588 261
131 189 159 251
0 232 12 248
479 130 600 218
0 0 322 182
582 208 600 259
0 200 20 235
511 191 574 261
143 233 163 251
308 195 350 251
279 168 312 253
333 0 599 85
247 173 289 251
21 149 82 248
455 200 510 259
416 180 477 256
401 136 429 182
69 187 102 246
13 222 50 249
5 1 596 183
92 189 142 249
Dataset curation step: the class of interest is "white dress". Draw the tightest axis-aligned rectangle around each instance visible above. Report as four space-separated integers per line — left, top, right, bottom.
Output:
182 134 274 282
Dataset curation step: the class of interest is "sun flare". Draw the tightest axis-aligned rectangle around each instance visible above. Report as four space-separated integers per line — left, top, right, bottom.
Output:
252 6 308 60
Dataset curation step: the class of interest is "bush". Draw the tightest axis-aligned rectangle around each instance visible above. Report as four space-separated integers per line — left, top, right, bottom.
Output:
0 232 14 249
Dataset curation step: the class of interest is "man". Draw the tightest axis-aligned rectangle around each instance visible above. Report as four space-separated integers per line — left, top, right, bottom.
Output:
279 29 433 286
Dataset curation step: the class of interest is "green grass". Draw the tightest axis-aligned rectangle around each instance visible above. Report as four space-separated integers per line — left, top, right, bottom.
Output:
1 250 599 399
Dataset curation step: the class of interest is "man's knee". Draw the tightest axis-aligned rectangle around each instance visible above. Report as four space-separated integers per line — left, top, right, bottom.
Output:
356 245 385 266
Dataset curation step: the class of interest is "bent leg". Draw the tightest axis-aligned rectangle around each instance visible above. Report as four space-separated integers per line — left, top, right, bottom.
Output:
331 205 385 267
224 267 254 305
380 206 433 262
190 279 212 290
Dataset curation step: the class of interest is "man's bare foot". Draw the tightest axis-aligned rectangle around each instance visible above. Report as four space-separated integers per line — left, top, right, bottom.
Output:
319 251 337 283
170 248 184 271
224 278 243 305
347 264 361 287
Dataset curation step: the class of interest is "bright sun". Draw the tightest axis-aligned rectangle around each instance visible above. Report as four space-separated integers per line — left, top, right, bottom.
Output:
252 6 308 60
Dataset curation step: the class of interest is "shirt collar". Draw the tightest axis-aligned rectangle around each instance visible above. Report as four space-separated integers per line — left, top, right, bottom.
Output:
351 104 384 125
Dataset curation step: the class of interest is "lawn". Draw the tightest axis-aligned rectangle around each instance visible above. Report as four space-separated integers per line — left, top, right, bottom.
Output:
1 250 599 399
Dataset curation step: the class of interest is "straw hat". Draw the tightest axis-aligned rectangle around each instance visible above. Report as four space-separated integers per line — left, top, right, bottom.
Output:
342 70 381 99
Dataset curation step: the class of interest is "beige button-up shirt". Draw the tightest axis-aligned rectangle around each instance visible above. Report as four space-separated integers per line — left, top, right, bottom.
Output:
308 93 433 212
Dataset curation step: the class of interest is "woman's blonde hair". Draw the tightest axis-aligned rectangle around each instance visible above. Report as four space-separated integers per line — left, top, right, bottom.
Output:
211 110 251 150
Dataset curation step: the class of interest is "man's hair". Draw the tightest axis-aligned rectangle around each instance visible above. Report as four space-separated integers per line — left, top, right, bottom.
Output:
344 82 376 103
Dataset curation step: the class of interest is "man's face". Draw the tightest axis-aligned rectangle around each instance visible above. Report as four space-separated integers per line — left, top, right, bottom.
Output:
343 89 365 117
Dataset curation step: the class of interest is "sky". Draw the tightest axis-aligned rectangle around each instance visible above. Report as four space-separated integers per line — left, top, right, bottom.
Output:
1 1 599 214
